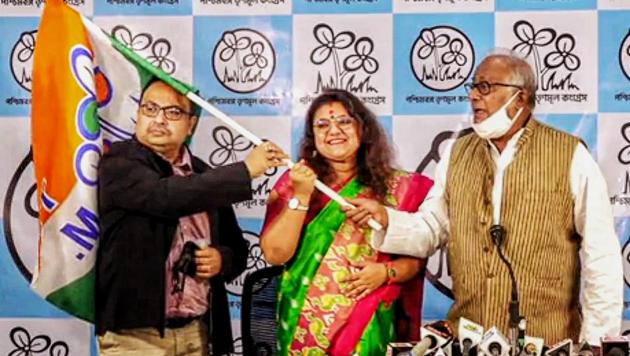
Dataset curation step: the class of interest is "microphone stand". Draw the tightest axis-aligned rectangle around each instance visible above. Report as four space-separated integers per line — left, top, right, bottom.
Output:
489 225 525 356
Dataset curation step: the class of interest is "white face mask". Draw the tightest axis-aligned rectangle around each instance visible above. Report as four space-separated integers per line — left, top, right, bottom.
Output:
470 91 524 140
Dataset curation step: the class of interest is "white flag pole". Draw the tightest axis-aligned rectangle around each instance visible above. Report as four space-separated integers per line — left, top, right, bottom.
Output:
187 93 383 231
80 14 382 231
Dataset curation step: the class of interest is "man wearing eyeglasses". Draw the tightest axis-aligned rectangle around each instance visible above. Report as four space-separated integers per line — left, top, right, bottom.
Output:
96 79 287 355
345 51 622 347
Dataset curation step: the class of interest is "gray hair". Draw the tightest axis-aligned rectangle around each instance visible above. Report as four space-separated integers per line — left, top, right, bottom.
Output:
479 49 537 109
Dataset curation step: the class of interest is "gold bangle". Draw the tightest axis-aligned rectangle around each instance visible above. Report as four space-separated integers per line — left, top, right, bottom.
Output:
386 261 397 284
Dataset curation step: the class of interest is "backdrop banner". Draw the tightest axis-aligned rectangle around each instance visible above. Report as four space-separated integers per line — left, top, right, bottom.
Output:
1 0 629 354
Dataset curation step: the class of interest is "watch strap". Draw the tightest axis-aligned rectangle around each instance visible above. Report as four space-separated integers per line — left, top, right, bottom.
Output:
288 197 309 211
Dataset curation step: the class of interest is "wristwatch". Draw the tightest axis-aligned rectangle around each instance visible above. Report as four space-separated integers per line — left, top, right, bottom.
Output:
288 197 309 211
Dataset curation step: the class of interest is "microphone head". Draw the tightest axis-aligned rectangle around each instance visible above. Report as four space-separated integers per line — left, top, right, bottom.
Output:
488 342 503 356
386 342 416 356
520 336 544 356
429 347 448 356
415 321 455 356
422 320 454 347
605 347 626 356
459 317 484 352
451 338 463 356
411 335 438 356
489 225 505 247
545 339 573 356
601 336 630 356
577 340 593 356
479 327 510 356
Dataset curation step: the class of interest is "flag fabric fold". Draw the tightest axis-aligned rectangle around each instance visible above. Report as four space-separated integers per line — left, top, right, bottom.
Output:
31 0 195 321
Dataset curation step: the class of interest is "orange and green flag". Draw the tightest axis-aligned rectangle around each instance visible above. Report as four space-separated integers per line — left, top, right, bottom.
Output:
31 0 195 321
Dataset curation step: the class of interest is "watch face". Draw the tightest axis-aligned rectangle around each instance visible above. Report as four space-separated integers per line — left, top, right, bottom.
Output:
288 197 307 211
288 198 298 209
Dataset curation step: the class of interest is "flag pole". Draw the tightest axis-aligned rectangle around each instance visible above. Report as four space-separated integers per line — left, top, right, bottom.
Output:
187 93 384 231
82 15 383 231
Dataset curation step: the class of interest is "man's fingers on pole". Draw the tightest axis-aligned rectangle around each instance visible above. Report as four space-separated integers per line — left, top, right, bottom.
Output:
359 216 372 227
348 209 370 222
344 207 361 218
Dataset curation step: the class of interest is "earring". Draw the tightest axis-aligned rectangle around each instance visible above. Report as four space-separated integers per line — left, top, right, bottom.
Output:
312 150 317 158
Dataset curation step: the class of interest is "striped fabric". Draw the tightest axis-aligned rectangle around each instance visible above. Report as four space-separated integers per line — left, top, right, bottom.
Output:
444 119 581 344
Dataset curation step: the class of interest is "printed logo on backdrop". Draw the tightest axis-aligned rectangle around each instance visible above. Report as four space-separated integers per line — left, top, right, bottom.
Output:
7 326 70 356
622 238 630 288
225 230 269 297
610 122 630 211
213 29 275 93
209 29 281 108
208 125 279 211
511 20 587 106
3 150 37 282
231 337 244 356
206 125 278 296
104 24 177 144
6 30 36 107
3 65 130 283
414 127 473 299
407 25 473 107
112 25 177 75
298 23 386 107
622 231 630 324
616 30 630 103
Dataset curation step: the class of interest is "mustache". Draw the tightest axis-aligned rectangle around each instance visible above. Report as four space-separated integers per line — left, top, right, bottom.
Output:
148 123 170 134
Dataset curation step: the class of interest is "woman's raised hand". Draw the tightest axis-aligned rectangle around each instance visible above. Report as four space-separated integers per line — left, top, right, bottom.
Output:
290 159 317 199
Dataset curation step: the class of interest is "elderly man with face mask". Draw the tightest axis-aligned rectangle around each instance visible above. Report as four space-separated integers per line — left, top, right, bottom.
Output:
345 51 623 347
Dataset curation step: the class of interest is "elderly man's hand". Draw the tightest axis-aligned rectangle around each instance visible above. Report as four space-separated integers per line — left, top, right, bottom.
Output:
343 197 389 229
195 247 222 279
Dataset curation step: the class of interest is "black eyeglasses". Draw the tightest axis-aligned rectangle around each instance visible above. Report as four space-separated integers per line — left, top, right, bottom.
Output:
139 102 192 121
464 81 522 96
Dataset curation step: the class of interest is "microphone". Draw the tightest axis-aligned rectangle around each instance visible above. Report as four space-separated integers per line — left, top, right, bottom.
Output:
410 338 436 356
489 224 505 247
601 336 630 356
386 342 416 355
489 224 525 356
545 339 572 356
576 341 593 356
410 321 454 356
479 327 510 356
459 317 484 356
519 336 543 356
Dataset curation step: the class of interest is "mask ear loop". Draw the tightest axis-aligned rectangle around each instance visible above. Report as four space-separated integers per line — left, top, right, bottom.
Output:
504 89 521 107
505 90 524 122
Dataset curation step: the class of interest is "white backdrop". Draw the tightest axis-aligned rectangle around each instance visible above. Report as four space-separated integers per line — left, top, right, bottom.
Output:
1 0 630 354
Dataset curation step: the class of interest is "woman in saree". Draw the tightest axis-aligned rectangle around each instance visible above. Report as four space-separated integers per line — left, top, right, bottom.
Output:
260 89 433 356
